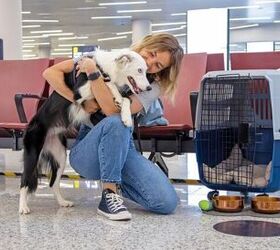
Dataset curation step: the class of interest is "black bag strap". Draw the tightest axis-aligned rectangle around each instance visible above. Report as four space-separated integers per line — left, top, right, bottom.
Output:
134 116 143 155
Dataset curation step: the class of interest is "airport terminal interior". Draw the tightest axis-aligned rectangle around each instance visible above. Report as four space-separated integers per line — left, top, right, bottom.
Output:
1 0 280 249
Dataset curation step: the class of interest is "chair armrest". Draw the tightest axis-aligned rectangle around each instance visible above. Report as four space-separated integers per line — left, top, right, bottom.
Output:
190 91 199 129
14 93 47 123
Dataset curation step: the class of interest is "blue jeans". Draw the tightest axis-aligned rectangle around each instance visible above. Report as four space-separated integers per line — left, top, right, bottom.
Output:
69 115 178 214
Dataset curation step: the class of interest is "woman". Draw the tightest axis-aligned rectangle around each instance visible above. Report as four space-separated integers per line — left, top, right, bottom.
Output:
43 33 184 221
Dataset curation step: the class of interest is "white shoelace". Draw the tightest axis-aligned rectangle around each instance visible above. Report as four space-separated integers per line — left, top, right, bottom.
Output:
106 193 127 213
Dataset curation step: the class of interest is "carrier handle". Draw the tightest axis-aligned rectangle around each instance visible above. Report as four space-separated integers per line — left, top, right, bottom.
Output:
215 73 241 79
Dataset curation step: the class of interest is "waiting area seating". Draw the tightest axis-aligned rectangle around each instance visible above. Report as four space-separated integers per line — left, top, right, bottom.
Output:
0 53 223 176
0 59 52 149
231 51 280 70
137 53 224 175
2 51 279 176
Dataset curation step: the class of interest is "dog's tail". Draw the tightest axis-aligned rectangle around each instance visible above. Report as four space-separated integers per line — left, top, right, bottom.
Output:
39 151 59 187
21 148 40 193
38 133 67 188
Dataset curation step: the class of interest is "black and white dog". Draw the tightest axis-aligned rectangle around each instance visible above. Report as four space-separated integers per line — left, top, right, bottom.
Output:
19 50 151 214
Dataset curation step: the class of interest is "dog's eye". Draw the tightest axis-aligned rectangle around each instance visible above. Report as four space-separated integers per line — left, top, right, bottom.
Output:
138 68 143 74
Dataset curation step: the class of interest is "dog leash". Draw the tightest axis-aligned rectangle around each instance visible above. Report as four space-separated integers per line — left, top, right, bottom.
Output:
134 115 143 155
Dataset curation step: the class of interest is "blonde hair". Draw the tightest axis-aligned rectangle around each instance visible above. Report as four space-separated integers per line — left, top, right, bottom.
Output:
131 33 184 100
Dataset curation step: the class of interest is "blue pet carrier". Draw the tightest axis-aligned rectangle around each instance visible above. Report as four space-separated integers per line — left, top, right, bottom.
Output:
195 70 280 196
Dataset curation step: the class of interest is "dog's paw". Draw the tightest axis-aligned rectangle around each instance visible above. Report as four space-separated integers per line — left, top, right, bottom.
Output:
19 205 31 215
58 199 74 207
122 116 133 127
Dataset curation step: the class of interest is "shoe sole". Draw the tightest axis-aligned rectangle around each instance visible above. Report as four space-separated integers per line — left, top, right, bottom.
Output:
97 209 132 221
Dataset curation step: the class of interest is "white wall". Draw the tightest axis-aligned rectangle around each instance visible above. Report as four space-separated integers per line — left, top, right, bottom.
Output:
187 8 228 53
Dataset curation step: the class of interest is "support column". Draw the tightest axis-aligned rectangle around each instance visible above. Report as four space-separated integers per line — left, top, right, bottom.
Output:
132 19 151 44
0 0 22 59
38 44 51 58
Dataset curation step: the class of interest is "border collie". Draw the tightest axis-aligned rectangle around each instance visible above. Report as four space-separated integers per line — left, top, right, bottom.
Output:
19 50 151 214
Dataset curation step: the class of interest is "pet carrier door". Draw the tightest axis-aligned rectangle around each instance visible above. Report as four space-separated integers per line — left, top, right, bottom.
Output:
196 72 275 192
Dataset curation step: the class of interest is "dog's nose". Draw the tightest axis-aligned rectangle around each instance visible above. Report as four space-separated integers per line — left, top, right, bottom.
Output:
146 86 152 91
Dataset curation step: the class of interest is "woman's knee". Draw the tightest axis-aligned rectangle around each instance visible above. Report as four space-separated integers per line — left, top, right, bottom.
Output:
148 189 178 214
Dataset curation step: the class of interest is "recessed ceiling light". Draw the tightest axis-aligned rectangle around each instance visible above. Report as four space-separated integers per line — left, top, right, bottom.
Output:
116 31 133 35
117 9 162 13
23 42 51 46
75 7 107 10
99 1 147 6
22 54 37 57
228 5 261 9
230 24 259 30
152 22 186 27
22 45 35 48
98 36 127 41
171 13 186 16
22 19 59 23
37 13 52 16
58 44 86 47
21 11 31 14
58 36 89 40
153 25 186 33
30 30 63 34
43 33 74 37
91 16 132 19
22 39 35 42
230 17 271 21
174 33 186 37
22 25 41 28
54 48 73 51
22 35 45 39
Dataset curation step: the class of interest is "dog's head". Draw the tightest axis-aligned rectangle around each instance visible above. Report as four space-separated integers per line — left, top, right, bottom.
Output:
114 51 151 94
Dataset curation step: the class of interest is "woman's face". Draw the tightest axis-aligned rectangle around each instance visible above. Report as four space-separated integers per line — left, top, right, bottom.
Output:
139 48 171 74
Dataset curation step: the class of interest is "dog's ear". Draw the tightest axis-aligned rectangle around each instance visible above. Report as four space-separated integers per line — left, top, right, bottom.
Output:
115 54 132 66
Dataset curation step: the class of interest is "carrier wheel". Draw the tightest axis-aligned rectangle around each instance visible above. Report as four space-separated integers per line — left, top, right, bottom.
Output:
256 193 269 197
241 191 250 203
207 190 219 200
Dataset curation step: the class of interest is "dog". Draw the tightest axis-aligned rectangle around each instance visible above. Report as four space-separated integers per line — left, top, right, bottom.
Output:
203 144 272 187
19 49 151 214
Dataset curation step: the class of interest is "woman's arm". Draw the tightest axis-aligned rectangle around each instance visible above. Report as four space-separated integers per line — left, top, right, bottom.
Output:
43 59 75 102
43 59 100 113
76 58 144 115
43 58 144 116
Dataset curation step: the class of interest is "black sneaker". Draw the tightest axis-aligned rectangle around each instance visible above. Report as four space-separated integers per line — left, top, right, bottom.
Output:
97 189 132 221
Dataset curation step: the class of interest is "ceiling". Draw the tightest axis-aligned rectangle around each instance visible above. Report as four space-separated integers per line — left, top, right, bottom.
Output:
21 0 280 57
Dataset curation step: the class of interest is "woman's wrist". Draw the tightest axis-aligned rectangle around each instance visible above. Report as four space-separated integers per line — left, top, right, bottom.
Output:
85 66 97 75
76 57 97 75
85 59 97 75
87 71 101 81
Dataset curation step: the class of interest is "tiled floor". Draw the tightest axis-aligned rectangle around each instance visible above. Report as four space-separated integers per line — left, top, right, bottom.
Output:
0 149 280 250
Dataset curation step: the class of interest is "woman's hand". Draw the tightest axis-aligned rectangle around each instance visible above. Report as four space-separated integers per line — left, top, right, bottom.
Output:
83 99 101 113
76 57 97 76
